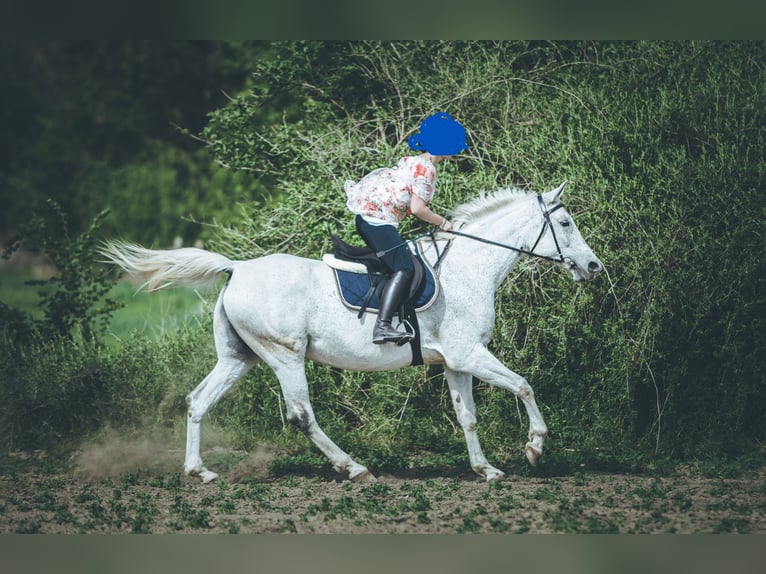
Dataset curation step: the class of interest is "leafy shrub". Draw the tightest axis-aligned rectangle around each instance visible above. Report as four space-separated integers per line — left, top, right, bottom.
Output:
2 200 121 344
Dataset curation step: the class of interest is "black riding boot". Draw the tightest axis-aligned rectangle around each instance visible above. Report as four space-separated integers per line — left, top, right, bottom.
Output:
372 270 413 344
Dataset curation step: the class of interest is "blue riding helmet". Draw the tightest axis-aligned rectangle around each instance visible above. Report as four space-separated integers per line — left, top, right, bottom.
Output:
407 112 470 156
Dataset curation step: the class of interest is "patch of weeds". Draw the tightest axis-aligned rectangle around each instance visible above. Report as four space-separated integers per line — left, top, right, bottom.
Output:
399 483 431 512
146 472 183 491
128 492 159 534
324 495 357 521
15 518 42 534
32 490 58 512
628 478 670 511
53 505 78 526
88 501 108 524
544 494 605 533
489 479 510 493
199 494 220 508
544 506 580 533
121 470 142 487
457 515 482 533
169 493 211 530
74 484 97 504
497 493 521 511
573 471 591 487
281 518 298 533
583 515 620 534
515 517 531 533
528 483 562 503
8 495 31 512
714 517 751 534
223 520 240 534
359 482 393 515
706 479 729 497
186 509 212 529
218 499 236 514
672 492 693 511
240 482 273 509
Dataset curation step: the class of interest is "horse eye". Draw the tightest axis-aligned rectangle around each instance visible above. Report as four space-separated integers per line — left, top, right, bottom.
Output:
560 219 571 228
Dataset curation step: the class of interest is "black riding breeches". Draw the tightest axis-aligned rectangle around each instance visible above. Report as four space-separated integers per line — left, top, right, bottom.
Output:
355 215 414 278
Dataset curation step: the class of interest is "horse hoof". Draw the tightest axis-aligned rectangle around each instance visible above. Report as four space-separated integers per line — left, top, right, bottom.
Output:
350 468 377 483
525 444 541 467
185 466 219 484
199 469 220 483
484 468 506 482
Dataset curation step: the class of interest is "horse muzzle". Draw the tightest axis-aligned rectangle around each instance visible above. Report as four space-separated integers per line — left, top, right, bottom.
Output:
563 255 603 282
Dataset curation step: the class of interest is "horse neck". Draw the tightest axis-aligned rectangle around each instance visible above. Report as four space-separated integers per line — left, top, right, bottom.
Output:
439 198 538 291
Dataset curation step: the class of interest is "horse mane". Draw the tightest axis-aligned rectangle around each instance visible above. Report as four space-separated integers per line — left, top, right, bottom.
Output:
450 188 531 225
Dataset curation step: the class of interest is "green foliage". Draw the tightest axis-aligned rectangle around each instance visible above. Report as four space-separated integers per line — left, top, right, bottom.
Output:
0 322 213 451
2 200 122 344
1 41 258 246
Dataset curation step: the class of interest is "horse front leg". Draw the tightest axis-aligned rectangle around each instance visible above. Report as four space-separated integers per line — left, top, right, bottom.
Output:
444 368 505 482
448 346 548 466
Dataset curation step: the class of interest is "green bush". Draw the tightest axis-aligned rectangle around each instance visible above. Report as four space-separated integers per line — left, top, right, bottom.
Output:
0 322 214 451
2 200 121 344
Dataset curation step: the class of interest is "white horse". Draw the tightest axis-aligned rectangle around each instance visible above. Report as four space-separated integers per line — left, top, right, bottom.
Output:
101 182 602 483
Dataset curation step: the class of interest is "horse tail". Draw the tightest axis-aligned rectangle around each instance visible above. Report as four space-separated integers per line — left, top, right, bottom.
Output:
99 240 234 291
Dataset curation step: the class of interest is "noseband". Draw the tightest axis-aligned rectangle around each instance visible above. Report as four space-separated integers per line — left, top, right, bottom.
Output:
437 194 567 264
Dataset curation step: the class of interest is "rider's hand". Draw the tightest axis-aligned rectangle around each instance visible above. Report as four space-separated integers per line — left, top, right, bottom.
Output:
439 218 453 232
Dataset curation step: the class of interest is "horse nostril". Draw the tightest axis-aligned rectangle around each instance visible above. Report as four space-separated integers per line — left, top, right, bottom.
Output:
588 261 602 273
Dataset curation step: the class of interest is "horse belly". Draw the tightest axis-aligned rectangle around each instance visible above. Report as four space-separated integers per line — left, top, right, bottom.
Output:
305 314 415 372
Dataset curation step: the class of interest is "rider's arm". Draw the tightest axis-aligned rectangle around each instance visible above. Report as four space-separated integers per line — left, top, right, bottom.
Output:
410 194 453 231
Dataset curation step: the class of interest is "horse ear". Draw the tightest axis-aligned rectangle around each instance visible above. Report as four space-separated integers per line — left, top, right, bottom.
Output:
544 181 567 203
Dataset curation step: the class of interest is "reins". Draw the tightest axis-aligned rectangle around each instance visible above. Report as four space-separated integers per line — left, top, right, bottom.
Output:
436 195 567 265
373 195 567 270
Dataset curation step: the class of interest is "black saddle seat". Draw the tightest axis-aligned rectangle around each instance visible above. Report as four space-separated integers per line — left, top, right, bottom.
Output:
330 234 425 305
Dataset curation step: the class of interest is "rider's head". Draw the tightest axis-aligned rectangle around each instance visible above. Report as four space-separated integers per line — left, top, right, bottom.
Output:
407 112 469 157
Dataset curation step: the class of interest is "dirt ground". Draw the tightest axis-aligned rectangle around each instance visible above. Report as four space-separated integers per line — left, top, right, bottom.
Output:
2 447 765 534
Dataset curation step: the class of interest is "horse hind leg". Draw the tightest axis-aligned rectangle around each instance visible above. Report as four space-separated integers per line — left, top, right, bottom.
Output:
271 358 375 482
184 294 259 483
184 357 255 482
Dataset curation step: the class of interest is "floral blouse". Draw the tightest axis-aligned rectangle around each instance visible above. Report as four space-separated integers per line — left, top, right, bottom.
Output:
344 156 436 226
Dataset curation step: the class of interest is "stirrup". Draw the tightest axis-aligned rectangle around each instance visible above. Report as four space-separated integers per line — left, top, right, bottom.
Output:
394 319 416 346
373 321 414 345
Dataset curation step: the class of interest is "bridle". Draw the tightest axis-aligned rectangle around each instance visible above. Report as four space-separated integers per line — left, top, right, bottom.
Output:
432 194 567 268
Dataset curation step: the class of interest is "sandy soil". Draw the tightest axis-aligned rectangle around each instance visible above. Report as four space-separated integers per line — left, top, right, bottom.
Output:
2 448 764 534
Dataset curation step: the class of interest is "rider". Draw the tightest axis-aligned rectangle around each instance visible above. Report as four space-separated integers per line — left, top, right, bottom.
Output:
344 112 469 344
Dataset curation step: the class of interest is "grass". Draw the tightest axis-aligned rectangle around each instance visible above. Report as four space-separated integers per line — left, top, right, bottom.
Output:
0 269 211 342
106 280 214 342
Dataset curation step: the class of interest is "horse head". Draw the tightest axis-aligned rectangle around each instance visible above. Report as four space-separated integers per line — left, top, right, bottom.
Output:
535 182 603 282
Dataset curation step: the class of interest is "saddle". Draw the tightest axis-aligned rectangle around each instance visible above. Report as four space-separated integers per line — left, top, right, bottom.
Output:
329 234 427 306
324 234 439 366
